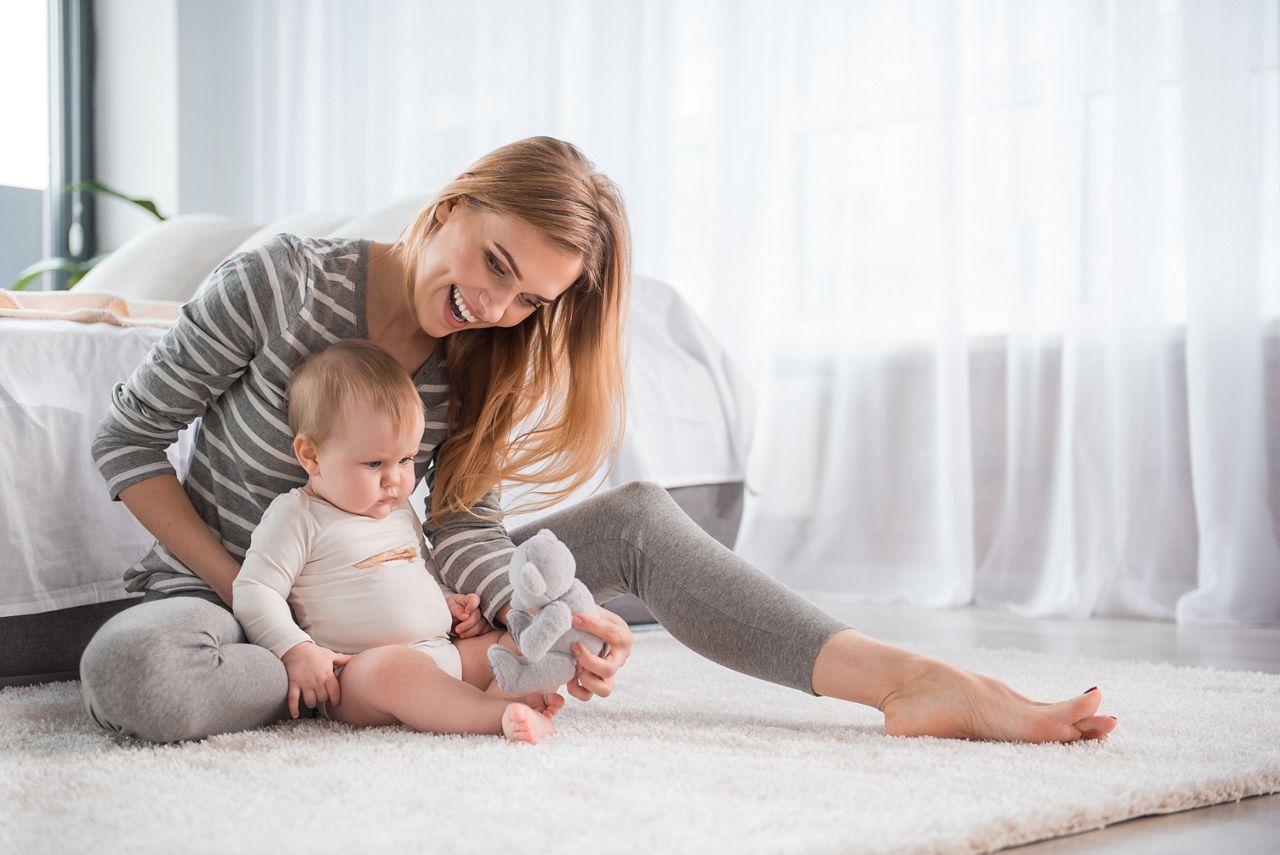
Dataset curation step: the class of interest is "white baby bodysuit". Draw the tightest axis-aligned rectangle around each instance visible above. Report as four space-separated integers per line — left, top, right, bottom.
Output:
234 488 454 659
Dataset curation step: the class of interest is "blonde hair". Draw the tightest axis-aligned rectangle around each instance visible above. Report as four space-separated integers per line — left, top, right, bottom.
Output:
394 136 631 527
287 340 423 445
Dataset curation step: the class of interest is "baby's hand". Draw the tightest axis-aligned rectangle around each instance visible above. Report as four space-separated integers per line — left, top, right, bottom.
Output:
280 641 352 718
446 592 490 638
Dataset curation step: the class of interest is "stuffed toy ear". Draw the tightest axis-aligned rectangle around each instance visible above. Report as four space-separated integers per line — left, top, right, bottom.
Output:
516 562 546 598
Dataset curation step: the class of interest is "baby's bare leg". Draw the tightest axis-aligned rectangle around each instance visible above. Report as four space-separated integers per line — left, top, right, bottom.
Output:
327 645 555 743
453 629 515 688
453 631 566 717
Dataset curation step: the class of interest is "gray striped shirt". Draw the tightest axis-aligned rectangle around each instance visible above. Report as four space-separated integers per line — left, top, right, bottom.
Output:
91 234 516 624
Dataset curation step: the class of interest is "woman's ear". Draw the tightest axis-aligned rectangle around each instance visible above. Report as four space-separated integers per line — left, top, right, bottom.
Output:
293 434 321 476
436 196 459 224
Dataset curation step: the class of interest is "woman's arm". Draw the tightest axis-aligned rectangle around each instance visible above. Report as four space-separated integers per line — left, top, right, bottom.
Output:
119 474 241 605
421 475 518 628
92 237 303 591
421 460 634 699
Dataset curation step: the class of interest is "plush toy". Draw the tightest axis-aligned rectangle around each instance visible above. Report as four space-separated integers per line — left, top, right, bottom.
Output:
487 529 606 695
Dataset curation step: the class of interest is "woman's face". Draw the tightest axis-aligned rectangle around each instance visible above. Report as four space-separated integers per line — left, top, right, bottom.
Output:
409 200 585 337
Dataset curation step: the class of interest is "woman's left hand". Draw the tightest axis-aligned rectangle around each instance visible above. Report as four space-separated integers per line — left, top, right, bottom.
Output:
566 606 633 701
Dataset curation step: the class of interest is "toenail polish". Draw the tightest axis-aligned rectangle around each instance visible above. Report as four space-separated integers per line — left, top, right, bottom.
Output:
1084 686 1098 694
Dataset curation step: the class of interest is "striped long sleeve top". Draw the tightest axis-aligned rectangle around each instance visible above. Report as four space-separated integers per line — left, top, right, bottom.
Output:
91 234 517 624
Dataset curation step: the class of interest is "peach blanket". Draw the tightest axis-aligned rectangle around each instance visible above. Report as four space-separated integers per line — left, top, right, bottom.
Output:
0 289 180 329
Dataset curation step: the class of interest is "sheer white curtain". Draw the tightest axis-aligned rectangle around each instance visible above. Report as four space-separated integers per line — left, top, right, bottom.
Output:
238 0 1280 624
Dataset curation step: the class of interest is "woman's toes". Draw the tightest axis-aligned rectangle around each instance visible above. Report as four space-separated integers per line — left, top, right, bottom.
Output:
1056 688 1103 722
1072 714 1117 740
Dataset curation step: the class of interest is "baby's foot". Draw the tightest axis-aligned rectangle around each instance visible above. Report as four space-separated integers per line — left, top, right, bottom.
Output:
880 656 1118 743
502 703 557 745
523 691 566 718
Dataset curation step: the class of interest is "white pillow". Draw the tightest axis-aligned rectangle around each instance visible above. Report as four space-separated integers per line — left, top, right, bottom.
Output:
327 195 431 243
232 213 354 255
73 214 259 303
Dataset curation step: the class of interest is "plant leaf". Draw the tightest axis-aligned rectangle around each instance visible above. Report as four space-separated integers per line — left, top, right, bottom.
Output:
10 253 109 291
65 179 167 221
11 258 85 291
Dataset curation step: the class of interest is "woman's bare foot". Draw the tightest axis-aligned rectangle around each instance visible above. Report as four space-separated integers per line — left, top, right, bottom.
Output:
523 692 566 718
813 630 1118 743
501 703 557 744
880 655 1118 743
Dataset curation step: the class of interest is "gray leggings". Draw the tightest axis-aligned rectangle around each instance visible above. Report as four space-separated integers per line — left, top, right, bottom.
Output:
80 481 848 742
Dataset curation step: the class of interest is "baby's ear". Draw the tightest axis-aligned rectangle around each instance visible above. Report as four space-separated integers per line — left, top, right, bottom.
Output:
293 434 321 475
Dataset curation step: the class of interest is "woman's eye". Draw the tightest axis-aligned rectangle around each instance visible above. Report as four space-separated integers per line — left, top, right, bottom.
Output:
485 251 506 277
521 295 543 310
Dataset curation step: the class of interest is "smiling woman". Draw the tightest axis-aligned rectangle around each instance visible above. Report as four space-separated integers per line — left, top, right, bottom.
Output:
77 136 1116 747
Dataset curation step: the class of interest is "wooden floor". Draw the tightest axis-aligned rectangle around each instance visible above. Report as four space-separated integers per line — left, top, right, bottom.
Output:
809 600 1280 854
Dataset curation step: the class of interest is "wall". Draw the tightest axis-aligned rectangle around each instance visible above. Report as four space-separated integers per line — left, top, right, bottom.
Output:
94 0 253 250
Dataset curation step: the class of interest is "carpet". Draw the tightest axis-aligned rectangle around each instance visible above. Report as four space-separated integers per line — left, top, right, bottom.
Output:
1 629 1277 854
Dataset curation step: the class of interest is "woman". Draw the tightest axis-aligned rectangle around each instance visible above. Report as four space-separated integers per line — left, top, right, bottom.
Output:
81 136 1116 744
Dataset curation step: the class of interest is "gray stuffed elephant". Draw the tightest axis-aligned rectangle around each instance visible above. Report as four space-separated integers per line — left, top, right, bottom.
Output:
487 529 605 695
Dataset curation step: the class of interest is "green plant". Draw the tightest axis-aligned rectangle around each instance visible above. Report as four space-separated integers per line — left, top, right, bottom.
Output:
9 180 166 291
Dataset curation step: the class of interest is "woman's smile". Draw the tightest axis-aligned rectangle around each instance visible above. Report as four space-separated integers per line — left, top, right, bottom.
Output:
447 284 479 326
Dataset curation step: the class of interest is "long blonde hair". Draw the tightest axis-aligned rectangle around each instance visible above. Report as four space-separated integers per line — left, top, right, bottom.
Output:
396 137 631 527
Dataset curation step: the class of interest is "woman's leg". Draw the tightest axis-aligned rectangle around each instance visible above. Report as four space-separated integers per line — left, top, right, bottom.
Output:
511 481 1117 743
508 481 846 694
79 594 289 742
326 645 556 744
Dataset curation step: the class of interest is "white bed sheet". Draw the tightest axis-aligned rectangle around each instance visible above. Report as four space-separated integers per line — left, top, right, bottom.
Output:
0 320 194 618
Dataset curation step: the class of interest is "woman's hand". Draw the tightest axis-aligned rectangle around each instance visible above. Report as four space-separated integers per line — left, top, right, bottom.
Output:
280 641 352 718
446 593 490 638
566 606 633 702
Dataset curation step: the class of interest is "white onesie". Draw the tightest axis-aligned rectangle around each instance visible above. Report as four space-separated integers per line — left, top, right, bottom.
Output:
233 488 462 680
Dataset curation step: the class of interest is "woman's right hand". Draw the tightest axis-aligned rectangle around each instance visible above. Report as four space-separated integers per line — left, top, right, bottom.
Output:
565 607 633 702
280 641 353 718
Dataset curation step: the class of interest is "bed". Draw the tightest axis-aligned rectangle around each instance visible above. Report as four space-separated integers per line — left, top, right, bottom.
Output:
0 199 755 685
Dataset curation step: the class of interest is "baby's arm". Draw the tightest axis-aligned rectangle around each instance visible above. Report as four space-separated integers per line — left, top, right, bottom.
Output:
233 496 348 716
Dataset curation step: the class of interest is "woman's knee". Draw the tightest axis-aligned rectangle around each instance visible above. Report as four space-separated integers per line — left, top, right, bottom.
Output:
79 598 236 742
607 480 684 534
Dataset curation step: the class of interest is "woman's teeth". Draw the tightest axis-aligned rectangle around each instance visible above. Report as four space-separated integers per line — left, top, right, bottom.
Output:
451 285 476 323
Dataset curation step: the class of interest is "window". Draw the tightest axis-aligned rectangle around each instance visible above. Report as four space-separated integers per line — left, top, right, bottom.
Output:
0 0 49 288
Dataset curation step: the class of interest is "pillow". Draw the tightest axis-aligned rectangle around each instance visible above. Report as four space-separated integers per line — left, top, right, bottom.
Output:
327 195 431 242
232 213 354 255
73 214 259 303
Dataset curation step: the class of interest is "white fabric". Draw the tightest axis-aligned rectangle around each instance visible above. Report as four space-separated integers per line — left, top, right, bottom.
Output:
0 320 194 617
2 630 1278 853
208 0 1278 624
232 489 453 660
0 205 751 617
73 214 260 302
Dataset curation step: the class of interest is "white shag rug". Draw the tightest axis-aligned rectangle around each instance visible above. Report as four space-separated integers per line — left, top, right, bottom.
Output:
2 629 1278 855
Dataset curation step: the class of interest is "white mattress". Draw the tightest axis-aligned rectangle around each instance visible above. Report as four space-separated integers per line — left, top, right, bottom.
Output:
1 278 752 618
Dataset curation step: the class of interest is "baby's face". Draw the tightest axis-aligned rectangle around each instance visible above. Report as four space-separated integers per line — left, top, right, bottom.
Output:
306 408 424 519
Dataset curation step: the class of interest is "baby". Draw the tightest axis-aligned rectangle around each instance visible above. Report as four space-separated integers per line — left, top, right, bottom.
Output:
233 339 561 744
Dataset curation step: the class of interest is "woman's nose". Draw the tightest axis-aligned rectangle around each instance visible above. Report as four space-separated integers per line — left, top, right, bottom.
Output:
476 290 514 322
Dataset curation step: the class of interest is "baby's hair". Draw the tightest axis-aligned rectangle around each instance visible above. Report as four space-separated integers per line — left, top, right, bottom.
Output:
286 339 423 444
